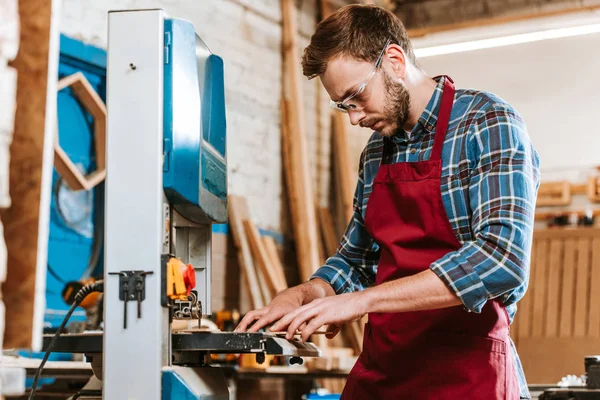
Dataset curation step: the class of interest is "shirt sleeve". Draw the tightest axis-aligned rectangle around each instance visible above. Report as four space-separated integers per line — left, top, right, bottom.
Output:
429 103 541 313
311 149 380 294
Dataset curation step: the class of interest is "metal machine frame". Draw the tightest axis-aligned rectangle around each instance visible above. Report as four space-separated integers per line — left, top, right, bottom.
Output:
104 9 169 399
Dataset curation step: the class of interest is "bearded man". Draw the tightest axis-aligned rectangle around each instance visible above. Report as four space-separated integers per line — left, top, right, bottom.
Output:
236 4 540 399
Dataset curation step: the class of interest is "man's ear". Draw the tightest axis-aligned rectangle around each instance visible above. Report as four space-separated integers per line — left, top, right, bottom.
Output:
385 44 408 80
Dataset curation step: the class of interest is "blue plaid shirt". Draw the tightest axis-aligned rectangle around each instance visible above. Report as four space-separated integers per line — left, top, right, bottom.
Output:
312 77 540 398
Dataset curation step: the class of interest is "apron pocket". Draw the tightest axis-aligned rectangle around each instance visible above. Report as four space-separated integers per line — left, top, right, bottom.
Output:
425 332 507 399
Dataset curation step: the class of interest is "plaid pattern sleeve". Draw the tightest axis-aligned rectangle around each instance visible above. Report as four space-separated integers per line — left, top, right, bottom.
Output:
429 103 540 313
310 149 380 294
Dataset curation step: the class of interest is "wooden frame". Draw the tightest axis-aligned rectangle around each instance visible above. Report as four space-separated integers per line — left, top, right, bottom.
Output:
54 72 106 191
536 181 571 207
588 176 600 203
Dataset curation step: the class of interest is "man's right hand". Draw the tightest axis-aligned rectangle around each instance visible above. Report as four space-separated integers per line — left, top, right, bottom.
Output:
234 279 335 333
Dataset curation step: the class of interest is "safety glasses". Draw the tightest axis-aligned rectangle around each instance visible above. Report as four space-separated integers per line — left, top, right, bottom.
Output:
330 38 392 113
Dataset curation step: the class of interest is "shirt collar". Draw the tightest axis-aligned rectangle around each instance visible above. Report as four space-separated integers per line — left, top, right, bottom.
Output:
389 76 446 144
416 75 446 134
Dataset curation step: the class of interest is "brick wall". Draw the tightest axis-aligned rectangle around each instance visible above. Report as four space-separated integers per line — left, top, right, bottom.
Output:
0 0 20 353
59 0 333 233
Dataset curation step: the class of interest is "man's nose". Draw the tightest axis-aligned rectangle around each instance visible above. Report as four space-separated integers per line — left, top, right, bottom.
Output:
348 109 366 126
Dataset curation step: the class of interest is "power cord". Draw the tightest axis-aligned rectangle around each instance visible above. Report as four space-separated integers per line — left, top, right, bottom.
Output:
28 280 104 400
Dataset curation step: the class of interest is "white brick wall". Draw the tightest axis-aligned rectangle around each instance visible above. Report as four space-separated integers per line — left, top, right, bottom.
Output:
59 0 334 232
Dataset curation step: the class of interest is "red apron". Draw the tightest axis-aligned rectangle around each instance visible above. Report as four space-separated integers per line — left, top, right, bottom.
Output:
341 77 519 399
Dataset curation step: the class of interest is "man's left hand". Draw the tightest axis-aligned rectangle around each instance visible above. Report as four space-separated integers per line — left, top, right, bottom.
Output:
269 291 368 343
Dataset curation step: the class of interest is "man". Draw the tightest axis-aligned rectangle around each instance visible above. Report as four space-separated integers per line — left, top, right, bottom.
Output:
236 4 540 399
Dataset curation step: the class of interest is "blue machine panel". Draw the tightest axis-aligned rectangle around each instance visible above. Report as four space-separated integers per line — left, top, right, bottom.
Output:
46 35 107 328
163 18 227 224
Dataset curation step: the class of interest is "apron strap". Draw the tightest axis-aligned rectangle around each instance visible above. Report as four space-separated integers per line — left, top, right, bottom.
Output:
430 76 455 161
381 137 395 165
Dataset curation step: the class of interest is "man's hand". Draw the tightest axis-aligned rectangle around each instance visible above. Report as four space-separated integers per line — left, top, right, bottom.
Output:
235 279 335 333
269 291 368 343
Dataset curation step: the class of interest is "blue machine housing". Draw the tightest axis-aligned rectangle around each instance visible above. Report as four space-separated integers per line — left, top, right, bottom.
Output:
163 18 227 224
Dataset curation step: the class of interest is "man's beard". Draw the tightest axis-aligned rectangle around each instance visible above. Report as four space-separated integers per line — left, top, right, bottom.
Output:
380 71 411 137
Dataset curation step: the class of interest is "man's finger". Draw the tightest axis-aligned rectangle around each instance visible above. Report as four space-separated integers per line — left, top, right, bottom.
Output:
235 309 264 332
301 317 324 343
270 304 309 332
286 306 319 339
247 310 284 333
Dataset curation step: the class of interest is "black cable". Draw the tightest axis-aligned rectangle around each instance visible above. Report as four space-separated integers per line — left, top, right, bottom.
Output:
28 280 104 400
46 262 67 285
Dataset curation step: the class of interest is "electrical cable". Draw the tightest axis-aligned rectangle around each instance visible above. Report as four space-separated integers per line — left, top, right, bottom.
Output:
46 262 67 285
28 280 104 400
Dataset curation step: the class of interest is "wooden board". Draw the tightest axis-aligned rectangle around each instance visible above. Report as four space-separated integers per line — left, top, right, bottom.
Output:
545 239 563 337
317 207 339 257
243 219 288 297
261 236 288 290
588 237 600 337
331 113 354 225
227 195 264 310
280 0 321 284
514 236 537 344
531 239 548 337
2 0 59 350
573 238 590 337
558 238 576 338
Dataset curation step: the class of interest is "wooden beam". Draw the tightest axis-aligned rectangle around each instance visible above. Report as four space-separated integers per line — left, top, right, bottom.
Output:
227 195 265 310
280 0 321 283
407 5 600 38
2 0 60 350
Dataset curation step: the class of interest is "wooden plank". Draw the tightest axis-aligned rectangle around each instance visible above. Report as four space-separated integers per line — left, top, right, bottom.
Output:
243 219 288 297
280 0 321 283
2 0 59 350
317 207 339 257
261 236 288 290
588 237 600 337
516 236 537 343
545 239 563 337
227 195 264 310
255 262 272 305
531 239 548 338
573 238 591 337
331 113 354 225
559 238 576 338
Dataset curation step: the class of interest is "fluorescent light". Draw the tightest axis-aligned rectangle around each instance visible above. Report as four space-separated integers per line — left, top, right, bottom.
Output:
415 23 600 58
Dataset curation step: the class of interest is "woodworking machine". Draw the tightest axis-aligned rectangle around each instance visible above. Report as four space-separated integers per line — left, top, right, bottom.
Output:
42 9 319 400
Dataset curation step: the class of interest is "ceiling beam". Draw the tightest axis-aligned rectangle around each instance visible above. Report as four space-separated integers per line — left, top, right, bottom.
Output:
406 4 600 38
